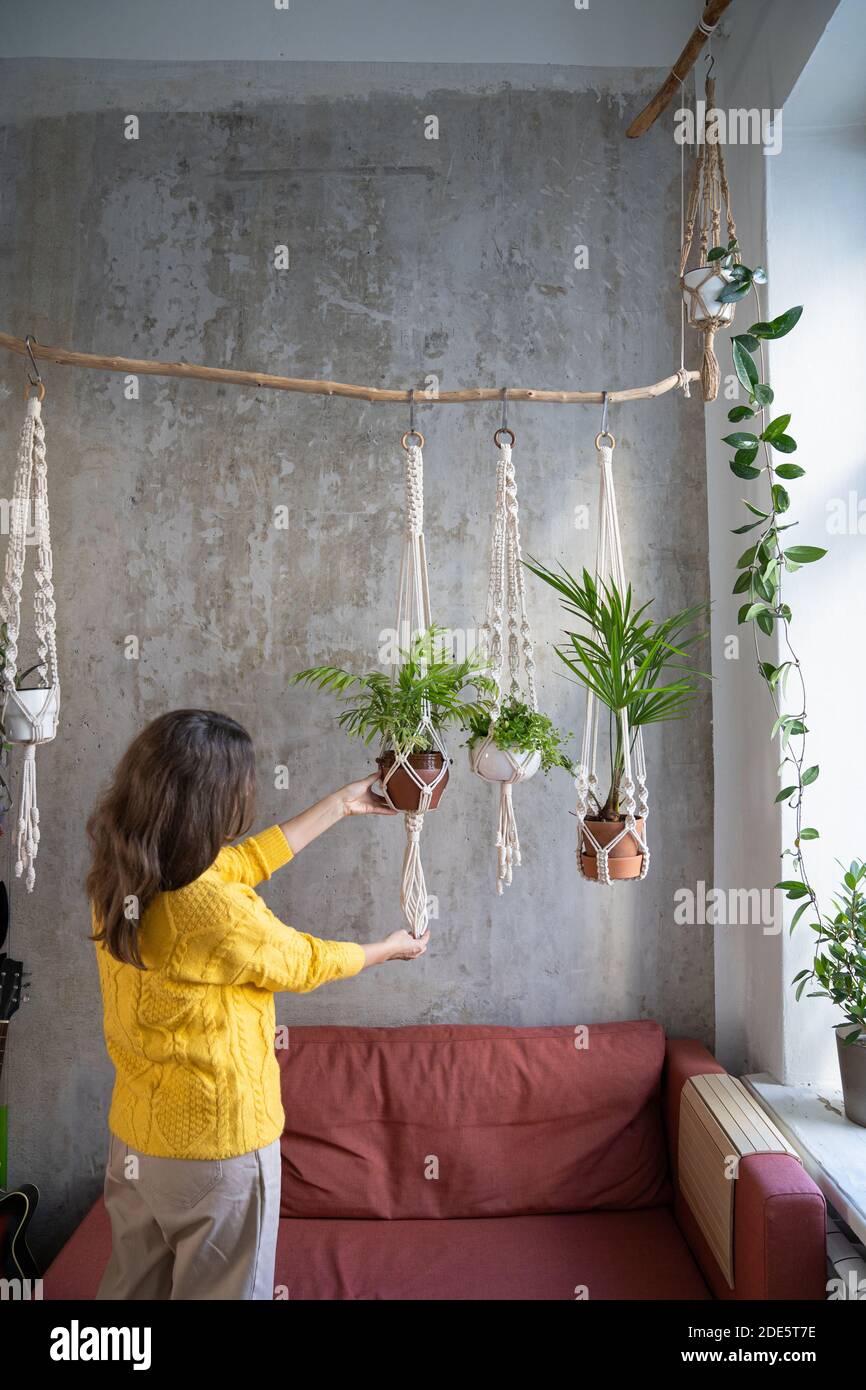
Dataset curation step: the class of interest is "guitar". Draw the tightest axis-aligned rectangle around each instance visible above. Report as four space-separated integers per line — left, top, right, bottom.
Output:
0 951 39 1280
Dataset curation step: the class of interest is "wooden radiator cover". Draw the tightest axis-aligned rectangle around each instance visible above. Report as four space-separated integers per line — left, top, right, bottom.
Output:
678 1073 800 1288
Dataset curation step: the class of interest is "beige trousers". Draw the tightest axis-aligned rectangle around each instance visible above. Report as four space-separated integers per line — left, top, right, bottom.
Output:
96 1133 281 1301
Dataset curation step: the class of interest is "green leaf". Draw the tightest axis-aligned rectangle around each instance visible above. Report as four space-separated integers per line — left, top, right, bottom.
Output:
752 266 768 285
732 519 764 534
736 545 758 569
756 609 774 636
730 459 761 479
802 765 819 785
732 571 752 595
732 333 760 354
798 828 819 840
790 901 811 933
718 280 752 304
727 405 755 422
753 383 775 406
749 306 803 340
743 501 769 518
775 463 805 480
775 786 797 803
761 414 792 441
723 432 759 449
770 434 797 454
707 246 727 261
772 483 790 513
732 339 759 393
784 545 827 564
776 879 810 899
743 602 769 620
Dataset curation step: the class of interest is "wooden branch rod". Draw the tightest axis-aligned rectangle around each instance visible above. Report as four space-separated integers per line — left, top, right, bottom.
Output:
0 331 697 406
626 0 734 138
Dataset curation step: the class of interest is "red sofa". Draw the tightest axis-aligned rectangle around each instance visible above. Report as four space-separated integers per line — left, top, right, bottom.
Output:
45 1021 826 1300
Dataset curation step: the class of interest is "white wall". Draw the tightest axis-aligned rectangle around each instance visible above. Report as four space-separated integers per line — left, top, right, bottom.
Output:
705 0 859 1081
770 7 866 1084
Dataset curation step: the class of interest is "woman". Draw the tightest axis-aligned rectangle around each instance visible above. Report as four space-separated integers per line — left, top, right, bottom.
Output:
87 708 426 1301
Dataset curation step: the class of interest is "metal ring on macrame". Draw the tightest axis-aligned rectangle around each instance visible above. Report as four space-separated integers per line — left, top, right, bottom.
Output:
401 430 425 451
574 428 649 886
472 430 539 893
0 390 60 892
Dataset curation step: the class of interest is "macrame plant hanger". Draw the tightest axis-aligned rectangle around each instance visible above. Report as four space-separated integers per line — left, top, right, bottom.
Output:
378 397 448 938
0 339 60 892
575 399 649 885
471 399 539 893
679 60 739 403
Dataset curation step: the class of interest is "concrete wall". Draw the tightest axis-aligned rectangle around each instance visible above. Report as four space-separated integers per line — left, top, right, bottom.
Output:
0 59 713 1262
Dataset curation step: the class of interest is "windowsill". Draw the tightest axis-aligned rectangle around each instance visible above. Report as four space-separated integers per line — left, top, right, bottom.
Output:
745 1073 866 1244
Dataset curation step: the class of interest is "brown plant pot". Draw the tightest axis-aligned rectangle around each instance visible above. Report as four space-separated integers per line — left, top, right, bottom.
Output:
377 751 450 812
580 816 646 882
836 1025 866 1128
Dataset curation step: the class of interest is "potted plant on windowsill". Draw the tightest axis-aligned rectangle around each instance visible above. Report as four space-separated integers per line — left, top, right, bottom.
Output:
793 860 866 1128
466 696 573 783
292 626 496 812
524 562 710 881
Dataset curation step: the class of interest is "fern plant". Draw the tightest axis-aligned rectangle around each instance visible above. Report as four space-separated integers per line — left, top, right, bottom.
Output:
525 561 710 819
293 626 496 756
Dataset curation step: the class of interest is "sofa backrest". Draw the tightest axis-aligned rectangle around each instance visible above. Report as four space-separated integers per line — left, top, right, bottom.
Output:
278 1020 672 1220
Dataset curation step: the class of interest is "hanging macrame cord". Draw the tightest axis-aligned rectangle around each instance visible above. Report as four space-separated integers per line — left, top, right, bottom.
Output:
0 380 60 891
574 416 649 885
679 71 739 403
471 416 539 893
378 417 448 938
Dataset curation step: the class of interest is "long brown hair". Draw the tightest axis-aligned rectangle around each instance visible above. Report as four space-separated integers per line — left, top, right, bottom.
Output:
87 710 256 968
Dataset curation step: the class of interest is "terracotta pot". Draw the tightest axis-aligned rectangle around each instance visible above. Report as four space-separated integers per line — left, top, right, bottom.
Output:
836 1025 866 1128
580 817 645 882
377 751 450 812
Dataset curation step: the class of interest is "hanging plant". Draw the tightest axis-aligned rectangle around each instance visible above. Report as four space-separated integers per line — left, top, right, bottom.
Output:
526 560 709 882
679 71 745 403
467 697 572 779
293 625 495 813
468 422 571 892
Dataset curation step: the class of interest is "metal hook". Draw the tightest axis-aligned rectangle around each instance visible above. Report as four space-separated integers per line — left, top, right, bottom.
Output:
705 47 715 80
401 388 424 450
24 334 42 387
600 390 610 438
500 387 508 434
408 387 415 436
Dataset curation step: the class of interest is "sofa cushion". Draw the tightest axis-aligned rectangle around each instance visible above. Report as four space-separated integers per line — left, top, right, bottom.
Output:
274 1208 710 1301
278 1021 672 1219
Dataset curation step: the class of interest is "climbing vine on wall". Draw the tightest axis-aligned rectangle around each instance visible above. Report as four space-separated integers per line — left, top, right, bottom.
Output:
715 250 825 944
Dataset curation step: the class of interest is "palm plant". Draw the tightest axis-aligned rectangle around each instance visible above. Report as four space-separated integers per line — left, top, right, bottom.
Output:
293 625 496 755
524 561 710 820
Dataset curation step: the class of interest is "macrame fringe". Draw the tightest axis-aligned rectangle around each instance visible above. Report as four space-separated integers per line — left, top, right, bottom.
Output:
701 325 721 403
495 782 520 894
400 810 429 938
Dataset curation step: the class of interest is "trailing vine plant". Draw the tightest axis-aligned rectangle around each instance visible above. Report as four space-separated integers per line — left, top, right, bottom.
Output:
714 242 829 982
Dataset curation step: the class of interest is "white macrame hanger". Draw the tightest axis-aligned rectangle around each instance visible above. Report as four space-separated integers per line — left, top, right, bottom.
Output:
471 392 539 893
574 396 649 885
378 395 448 938
0 345 60 892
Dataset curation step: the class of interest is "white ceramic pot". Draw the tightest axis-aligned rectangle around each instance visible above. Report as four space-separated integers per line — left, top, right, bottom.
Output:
469 742 541 784
682 265 737 324
3 685 60 743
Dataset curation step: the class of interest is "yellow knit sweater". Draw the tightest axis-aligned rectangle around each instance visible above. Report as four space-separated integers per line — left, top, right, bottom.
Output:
95 824 366 1160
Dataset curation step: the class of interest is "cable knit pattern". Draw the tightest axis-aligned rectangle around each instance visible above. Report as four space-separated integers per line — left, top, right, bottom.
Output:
95 825 366 1159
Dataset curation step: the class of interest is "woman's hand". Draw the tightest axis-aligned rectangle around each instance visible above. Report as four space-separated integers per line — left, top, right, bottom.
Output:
338 773 396 817
362 930 429 967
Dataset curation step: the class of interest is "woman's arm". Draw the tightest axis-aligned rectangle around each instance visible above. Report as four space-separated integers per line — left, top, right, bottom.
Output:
278 773 394 857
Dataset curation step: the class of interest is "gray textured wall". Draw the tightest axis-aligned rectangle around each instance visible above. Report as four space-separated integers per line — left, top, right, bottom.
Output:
0 60 713 1263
